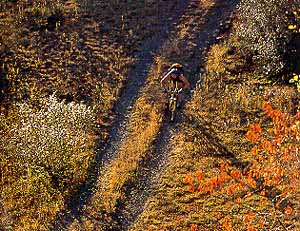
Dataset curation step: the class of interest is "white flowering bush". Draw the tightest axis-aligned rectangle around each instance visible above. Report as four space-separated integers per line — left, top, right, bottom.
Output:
9 94 95 191
0 94 96 230
235 0 300 76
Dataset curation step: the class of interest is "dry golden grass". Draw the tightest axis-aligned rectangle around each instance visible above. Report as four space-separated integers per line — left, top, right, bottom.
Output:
2 0 299 230
131 88 298 229
71 1 217 229
73 59 167 230
206 38 247 78
0 0 172 230
130 124 231 231
131 29 300 231
200 0 215 11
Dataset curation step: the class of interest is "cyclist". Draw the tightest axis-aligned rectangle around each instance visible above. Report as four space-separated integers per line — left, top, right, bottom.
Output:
160 63 190 107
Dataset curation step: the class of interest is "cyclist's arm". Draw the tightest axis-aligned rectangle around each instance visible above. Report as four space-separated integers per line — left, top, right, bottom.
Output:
179 75 190 90
160 69 173 87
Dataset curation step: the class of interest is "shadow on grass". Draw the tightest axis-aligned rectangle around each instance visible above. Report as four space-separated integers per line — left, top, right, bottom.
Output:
107 0 241 230
50 1 194 230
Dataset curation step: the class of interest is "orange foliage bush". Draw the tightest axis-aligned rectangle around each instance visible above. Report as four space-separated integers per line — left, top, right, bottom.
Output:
186 102 300 230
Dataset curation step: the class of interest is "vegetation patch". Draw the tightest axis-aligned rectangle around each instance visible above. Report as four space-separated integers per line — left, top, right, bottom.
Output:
0 95 95 231
131 1 300 231
1 0 300 230
68 0 218 229
234 0 300 78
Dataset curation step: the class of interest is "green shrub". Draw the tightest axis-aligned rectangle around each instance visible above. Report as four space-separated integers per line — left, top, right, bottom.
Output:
0 94 96 230
235 0 300 77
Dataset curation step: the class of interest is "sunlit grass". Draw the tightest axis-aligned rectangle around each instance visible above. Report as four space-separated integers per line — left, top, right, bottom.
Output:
130 1 300 230
0 94 96 231
1 0 299 230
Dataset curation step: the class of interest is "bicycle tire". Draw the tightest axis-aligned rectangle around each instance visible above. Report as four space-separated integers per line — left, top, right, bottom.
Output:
169 99 177 122
167 80 179 122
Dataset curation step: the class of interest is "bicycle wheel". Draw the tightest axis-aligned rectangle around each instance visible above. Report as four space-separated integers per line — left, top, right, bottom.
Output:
169 98 177 122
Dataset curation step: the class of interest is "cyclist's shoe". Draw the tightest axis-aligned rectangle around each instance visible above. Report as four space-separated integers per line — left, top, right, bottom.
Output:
176 101 181 109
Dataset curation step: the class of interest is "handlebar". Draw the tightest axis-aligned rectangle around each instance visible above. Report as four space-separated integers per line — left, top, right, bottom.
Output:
162 87 183 94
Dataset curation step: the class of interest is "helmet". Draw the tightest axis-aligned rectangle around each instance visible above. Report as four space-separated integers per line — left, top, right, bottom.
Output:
169 63 184 76
170 63 183 69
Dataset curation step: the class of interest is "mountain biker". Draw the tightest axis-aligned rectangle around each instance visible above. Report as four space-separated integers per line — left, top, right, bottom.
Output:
160 63 190 107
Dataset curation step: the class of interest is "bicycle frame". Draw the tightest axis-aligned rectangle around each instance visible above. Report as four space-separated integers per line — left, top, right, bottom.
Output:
164 81 182 122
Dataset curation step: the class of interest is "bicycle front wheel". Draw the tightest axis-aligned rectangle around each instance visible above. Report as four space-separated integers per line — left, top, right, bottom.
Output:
169 99 177 122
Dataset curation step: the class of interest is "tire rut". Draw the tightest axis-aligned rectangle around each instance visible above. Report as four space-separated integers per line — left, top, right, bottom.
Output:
109 0 240 230
50 1 192 230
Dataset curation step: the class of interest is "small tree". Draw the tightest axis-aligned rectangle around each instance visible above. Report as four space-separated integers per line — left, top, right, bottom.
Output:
185 103 300 230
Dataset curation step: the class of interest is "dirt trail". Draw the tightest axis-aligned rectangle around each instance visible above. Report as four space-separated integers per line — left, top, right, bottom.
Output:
51 0 240 230
110 0 240 230
51 1 191 230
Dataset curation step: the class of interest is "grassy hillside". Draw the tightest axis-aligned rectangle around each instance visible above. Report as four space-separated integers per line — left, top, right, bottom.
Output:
0 0 180 230
0 1 132 230
1 0 300 230
131 1 300 230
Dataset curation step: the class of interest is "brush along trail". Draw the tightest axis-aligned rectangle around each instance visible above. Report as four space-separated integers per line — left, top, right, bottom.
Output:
52 0 239 230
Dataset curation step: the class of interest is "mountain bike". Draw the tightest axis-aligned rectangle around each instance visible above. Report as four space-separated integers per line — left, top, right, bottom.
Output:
163 81 183 122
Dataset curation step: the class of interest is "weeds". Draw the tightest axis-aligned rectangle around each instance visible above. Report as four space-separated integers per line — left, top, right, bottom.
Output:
81 65 166 229
0 0 173 229
1 0 300 230
130 1 300 228
0 94 95 230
